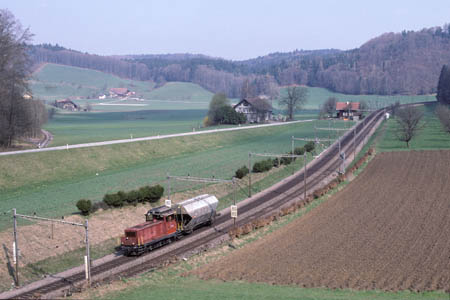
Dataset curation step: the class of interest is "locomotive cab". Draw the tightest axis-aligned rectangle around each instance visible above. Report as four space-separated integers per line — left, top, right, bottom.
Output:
121 205 178 256
145 205 174 222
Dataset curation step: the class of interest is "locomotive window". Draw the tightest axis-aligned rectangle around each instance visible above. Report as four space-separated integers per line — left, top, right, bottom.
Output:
126 232 136 238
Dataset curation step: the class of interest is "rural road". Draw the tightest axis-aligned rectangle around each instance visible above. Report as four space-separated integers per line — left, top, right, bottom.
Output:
39 129 53 148
0 120 313 156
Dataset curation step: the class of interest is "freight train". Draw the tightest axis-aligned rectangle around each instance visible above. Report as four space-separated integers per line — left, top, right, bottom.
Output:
120 194 218 256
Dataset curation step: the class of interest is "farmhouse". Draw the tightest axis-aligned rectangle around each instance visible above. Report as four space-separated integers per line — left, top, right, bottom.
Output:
54 99 79 111
336 101 361 120
109 88 134 98
233 98 273 123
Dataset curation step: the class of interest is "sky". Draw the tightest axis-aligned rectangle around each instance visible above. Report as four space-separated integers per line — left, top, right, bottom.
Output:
2 0 450 60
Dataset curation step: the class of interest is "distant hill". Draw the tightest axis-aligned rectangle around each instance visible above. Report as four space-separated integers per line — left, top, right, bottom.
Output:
29 24 450 96
31 64 213 110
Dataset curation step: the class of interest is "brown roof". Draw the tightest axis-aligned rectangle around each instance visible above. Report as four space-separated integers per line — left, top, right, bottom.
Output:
234 98 273 112
110 88 129 95
336 102 360 111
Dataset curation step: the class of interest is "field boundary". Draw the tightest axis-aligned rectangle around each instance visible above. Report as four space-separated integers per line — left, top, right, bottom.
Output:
0 120 313 156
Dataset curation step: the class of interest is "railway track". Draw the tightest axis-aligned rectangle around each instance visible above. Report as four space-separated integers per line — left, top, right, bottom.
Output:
4 108 385 299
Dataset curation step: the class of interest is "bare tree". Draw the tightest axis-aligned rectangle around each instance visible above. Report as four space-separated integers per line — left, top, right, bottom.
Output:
279 86 308 120
319 96 337 119
0 10 48 148
436 104 450 133
395 106 425 148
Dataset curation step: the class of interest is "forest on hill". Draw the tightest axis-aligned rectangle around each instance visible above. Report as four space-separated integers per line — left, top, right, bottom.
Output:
29 24 450 97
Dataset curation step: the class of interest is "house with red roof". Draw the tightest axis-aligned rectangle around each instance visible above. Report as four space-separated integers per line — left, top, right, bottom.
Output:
109 88 134 98
336 101 361 120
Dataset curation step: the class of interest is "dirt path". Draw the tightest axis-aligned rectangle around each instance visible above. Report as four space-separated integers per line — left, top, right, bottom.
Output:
193 151 450 292
39 130 53 148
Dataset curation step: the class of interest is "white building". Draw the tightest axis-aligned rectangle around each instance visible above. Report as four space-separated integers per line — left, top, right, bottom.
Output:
233 98 273 123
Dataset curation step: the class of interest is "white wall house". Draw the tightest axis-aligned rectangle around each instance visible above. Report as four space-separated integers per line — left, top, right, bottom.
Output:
233 98 273 123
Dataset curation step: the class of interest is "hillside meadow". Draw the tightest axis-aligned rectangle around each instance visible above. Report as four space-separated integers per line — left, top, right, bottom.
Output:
31 63 214 110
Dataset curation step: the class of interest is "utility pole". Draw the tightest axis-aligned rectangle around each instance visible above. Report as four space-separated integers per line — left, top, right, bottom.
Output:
13 212 89 285
232 177 236 229
314 125 350 175
248 152 252 197
303 153 307 200
167 173 171 202
13 208 19 287
353 127 357 161
85 220 91 286
291 136 294 156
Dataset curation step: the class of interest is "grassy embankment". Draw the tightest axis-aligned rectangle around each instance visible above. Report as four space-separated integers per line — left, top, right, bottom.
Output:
0 120 349 230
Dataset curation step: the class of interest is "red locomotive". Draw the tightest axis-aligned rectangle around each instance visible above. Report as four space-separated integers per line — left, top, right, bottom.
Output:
121 194 218 256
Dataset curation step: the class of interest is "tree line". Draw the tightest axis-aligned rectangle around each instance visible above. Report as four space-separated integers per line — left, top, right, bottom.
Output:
28 24 450 98
0 10 47 148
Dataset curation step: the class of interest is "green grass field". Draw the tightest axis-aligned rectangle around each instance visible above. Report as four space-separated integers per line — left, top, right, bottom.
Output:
276 86 436 110
45 110 207 146
0 120 347 230
44 110 317 146
107 276 447 300
376 103 450 151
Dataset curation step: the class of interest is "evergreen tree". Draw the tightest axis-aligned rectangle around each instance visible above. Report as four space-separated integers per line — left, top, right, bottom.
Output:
437 65 450 105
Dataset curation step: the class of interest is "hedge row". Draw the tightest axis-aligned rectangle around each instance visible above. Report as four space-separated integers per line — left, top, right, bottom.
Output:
233 142 317 178
76 184 164 215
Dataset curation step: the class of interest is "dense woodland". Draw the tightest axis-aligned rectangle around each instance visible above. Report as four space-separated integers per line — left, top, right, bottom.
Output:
29 24 450 97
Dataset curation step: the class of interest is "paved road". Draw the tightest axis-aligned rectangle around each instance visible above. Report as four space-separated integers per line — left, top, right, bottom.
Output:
0 120 313 156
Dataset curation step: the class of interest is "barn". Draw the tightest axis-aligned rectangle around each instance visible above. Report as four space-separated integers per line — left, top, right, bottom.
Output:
336 101 361 120
54 99 79 111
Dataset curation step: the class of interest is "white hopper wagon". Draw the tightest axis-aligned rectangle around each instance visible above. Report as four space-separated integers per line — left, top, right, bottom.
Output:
176 194 218 233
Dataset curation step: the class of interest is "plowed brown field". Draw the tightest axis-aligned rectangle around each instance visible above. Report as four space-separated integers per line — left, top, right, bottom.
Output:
194 151 450 292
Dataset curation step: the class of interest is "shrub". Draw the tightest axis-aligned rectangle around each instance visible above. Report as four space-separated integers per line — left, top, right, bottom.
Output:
126 190 140 204
117 191 128 203
272 158 280 167
304 141 315 153
138 186 152 202
139 185 164 203
253 159 273 173
148 184 164 203
294 146 305 156
92 201 108 212
235 165 249 179
103 193 123 207
281 155 294 165
76 199 92 215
